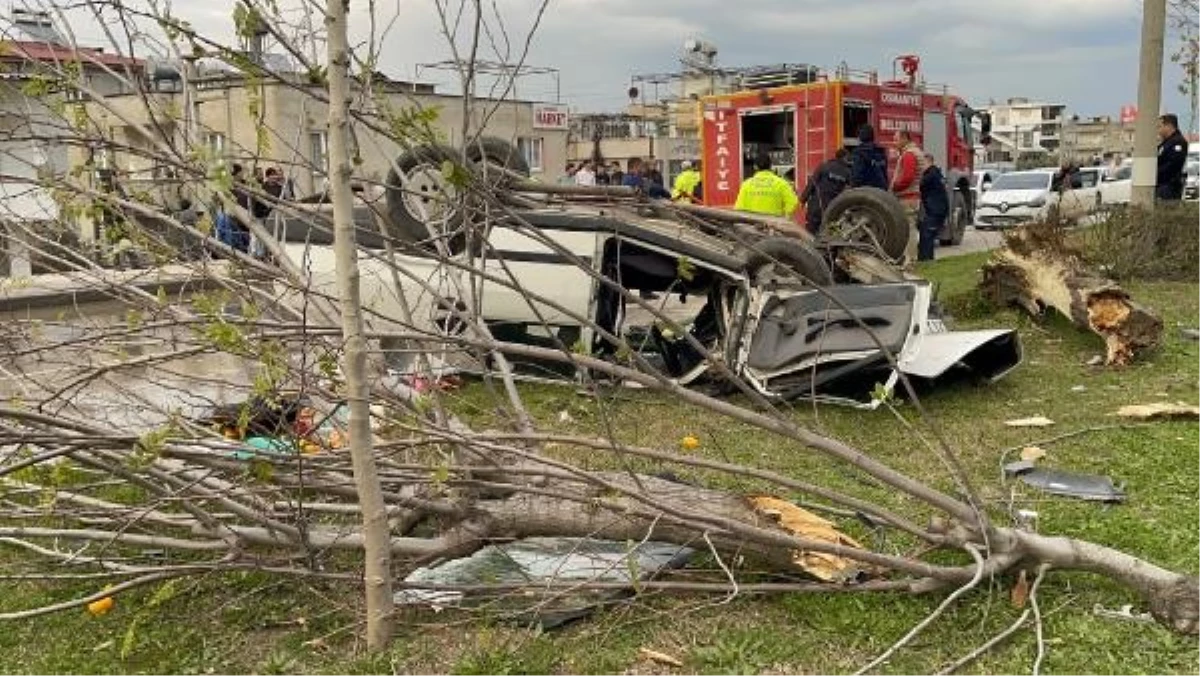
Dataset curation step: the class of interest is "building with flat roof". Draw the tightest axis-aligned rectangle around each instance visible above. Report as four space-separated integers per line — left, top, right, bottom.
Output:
976 97 1067 162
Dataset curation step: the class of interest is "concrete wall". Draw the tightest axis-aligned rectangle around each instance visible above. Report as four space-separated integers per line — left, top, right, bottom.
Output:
0 83 62 224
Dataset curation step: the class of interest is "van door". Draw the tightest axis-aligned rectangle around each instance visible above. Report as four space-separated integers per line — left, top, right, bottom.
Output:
736 281 927 407
477 224 600 327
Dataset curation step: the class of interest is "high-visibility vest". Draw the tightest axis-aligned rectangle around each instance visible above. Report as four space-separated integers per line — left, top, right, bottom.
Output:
672 169 701 202
734 170 799 217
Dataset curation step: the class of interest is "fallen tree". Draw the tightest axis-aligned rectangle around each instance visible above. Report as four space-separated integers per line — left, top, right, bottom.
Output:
980 222 1163 365
0 5 1195 674
0 307 1196 639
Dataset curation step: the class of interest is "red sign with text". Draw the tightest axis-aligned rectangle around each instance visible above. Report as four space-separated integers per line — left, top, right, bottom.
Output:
702 106 742 205
876 87 924 145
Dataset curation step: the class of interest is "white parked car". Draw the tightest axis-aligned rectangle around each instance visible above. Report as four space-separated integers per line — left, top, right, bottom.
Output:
975 169 1097 228
1099 162 1133 205
970 169 1001 211
1185 161 1199 200
1075 167 1103 210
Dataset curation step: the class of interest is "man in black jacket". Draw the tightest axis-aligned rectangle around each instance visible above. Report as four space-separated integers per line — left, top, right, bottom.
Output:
800 147 852 234
850 124 888 190
917 153 948 262
1157 113 1189 201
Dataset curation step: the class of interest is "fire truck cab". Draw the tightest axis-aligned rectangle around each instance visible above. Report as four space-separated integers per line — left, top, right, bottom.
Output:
699 55 986 245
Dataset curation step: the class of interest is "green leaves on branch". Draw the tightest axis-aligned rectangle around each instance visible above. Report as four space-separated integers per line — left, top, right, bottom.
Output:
232 2 266 41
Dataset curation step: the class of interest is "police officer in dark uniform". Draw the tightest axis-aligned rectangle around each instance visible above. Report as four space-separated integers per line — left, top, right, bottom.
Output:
850 124 888 190
1156 113 1189 201
800 147 852 234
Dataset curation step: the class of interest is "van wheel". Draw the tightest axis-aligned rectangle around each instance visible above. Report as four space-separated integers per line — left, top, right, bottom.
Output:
383 144 467 255
744 237 833 286
465 137 530 180
821 187 910 261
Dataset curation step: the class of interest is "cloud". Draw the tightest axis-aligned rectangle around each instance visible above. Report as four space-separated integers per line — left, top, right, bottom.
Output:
50 0 1195 120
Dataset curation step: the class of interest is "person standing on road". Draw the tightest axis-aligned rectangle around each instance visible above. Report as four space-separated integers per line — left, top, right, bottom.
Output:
574 160 597 187
621 157 644 189
672 160 702 203
645 166 671 199
890 130 928 264
734 150 799 218
622 158 670 199
221 163 252 254
850 124 888 191
918 152 949 262
559 163 577 185
609 162 625 186
1156 113 1189 201
800 147 852 234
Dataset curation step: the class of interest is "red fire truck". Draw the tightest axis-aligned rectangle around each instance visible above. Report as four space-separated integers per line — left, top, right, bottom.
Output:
698 55 990 245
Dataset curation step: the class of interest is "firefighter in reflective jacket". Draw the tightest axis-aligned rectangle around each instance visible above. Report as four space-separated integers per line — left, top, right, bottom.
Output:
672 160 702 202
734 151 799 217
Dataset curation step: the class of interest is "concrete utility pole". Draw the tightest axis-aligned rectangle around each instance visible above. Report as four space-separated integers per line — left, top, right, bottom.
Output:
1131 0 1167 208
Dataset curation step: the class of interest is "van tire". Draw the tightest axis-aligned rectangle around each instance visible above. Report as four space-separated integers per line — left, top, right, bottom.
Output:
821 187 910 261
464 137 530 178
744 237 833 286
383 143 466 255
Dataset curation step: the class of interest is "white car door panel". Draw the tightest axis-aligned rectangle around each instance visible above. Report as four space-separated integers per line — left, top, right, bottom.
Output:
478 226 600 325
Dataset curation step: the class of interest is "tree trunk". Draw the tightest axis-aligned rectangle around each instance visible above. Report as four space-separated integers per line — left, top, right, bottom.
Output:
326 0 395 650
464 472 1198 634
980 227 1162 365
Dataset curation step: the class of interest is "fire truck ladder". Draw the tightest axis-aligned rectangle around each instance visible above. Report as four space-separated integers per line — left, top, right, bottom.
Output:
801 79 832 182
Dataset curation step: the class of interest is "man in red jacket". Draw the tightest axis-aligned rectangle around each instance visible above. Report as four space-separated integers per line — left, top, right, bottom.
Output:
889 130 927 266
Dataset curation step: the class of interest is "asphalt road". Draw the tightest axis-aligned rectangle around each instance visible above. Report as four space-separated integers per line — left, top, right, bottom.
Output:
938 226 1007 258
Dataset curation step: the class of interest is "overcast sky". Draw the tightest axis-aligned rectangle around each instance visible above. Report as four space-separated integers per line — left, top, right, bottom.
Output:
62 0 1196 122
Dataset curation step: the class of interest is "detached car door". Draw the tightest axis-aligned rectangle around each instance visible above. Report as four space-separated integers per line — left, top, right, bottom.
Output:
733 279 1022 407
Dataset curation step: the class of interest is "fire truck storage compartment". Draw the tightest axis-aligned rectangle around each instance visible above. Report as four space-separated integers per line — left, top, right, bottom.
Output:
842 101 872 146
739 106 796 180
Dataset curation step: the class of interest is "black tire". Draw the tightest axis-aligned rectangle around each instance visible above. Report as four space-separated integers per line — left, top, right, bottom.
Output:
464 136 530 177
941 190 967 246
744 237 833 286
821 187 910 261
383 143 466 254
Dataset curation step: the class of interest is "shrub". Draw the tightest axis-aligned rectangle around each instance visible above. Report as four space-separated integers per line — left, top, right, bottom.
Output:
1078 201 1199 281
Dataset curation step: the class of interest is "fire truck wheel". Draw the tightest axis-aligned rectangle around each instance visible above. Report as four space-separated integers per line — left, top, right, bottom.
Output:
464 137 531 179
744 237 833 286
821 187 910 262
941 191 967 246
384 143 469 255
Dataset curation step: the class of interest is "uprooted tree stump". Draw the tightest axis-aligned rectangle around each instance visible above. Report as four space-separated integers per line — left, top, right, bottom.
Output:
980 225 1162 365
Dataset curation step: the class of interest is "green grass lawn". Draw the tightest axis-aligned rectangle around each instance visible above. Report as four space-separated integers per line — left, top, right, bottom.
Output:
2 251 1197 674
